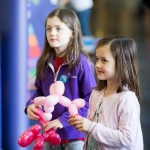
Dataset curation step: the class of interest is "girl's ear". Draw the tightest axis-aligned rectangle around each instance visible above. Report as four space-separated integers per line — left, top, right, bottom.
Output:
71 31 74 39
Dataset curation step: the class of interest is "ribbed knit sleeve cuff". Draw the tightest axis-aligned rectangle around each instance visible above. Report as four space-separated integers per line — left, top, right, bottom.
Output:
88 122 97 134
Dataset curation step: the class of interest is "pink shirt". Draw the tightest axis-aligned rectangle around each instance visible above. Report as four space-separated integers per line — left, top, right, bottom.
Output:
84 89 143 150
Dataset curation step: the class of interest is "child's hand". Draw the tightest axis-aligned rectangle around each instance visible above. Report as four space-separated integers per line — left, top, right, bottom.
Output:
68 114 77 124
44 119 63 131
68 115 92 133
27 104 40 120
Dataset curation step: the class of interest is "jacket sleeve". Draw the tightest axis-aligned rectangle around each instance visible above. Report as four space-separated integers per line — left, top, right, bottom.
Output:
24 77 44 114
88 92 141 148
58 58 96 127
78 58 96 117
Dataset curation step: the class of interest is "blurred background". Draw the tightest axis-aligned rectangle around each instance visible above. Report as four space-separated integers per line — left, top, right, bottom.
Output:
0 0 150 149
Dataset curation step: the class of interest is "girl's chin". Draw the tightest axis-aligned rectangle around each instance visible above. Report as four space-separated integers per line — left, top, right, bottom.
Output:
97 76 105 80
50 44 57 48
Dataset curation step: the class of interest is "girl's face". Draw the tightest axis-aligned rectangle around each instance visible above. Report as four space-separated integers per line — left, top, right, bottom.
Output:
46 16 73 56
95 45 118 83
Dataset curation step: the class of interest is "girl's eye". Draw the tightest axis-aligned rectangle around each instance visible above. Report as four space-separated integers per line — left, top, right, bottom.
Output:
57 27 61 30
95 57 99 61
46 28 51 31
102 59 107 62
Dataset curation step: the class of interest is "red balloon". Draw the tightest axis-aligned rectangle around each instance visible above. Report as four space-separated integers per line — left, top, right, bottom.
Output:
48 132 61 146
46 128 55 134
43 129 55 142
35 108 44 119
18 130 35 147
42 132 49 142
35 108 48 126
29 124 42 136
34 135 44 149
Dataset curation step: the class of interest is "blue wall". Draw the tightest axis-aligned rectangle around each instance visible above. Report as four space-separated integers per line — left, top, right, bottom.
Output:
0 0 56 149
0 0 29 149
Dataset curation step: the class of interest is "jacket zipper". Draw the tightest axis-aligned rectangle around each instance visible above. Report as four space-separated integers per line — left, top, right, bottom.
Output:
48 62 67 82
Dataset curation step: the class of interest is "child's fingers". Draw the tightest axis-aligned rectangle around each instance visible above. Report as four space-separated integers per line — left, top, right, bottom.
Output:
70 119 81 126
27 109 39 119
44 124 50 131
33 107 40 113
32 113 39 119
28 113 39 120
68 117 78 125
69 114 76 119
44 122 49 127
68 118 73 123
53 124 63 131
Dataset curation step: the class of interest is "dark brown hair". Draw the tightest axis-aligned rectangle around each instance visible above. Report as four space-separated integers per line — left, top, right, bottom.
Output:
95 35 141 101
36 8 89 79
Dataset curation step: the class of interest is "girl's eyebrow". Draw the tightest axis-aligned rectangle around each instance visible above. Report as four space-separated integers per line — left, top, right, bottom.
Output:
95 55 106 59
46 24 62 27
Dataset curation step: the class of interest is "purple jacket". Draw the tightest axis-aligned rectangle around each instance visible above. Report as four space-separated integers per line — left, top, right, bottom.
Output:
25 54 96 139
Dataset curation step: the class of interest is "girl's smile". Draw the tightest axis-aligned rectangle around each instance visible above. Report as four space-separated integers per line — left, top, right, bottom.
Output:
50 39 57 42
96 70 104 74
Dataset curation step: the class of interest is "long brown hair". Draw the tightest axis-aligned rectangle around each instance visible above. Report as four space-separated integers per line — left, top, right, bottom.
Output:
36 8 89 79
95 35 141 101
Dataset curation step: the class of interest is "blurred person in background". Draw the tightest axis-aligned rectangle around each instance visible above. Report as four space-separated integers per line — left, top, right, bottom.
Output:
52 0 94 37
138 0 150 41
142 0 150 40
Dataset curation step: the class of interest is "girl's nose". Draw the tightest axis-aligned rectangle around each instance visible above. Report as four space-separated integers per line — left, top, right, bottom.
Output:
95 61 101 68
50 29 56 36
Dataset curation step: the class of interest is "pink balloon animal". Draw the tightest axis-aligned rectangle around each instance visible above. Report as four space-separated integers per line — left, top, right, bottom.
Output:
18 81 85 150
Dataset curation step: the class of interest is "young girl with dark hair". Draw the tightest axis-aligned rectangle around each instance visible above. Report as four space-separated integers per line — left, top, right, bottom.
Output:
25 8 96 150
69 35 143 150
